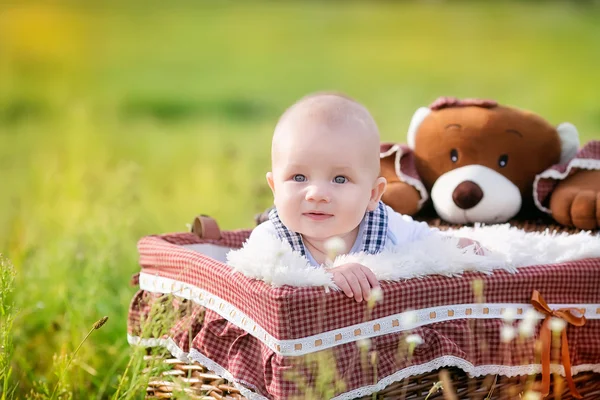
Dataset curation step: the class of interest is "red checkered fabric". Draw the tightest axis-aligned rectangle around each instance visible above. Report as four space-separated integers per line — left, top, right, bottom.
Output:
128 230 600 399
535 140 600 209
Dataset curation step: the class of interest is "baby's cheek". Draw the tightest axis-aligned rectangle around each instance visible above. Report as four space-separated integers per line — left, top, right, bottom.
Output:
275 187 293 202
278 210 298 230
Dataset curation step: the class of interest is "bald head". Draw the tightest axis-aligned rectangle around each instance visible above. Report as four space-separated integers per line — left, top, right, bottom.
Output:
271 93 381 176
276 92 379 134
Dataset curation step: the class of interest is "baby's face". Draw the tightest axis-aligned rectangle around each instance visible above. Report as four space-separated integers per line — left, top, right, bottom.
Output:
268 118 384 242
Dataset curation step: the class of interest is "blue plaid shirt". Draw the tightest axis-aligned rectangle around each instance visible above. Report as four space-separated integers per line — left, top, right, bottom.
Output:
268 201 389 263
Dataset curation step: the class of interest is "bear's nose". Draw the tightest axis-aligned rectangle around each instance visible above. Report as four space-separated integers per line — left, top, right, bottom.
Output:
452 181 484 210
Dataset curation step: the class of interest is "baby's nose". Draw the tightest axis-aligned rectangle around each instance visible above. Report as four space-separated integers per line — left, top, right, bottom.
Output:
306 185 330 202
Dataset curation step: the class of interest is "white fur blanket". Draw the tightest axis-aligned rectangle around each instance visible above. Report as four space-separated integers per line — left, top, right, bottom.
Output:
226 225 600 288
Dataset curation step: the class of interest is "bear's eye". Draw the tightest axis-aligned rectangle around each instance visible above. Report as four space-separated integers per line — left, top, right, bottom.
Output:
498 154 509 168
450 149 459 163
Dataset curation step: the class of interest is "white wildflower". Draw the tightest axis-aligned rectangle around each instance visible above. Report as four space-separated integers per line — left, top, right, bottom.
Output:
357 338 371 351
369 287 383 302
524 308 542 324
518 308 542 338
405 334 424 356
324 237 345 260
522 390 542 400
500 325 516 343
405 334 424 346
549 317 566 333
501 308 517 324
367 287 384 309
518 320 536 338
400 310 418 330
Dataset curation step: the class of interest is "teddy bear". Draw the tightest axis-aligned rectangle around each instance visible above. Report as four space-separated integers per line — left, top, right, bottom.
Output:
380 97 600 230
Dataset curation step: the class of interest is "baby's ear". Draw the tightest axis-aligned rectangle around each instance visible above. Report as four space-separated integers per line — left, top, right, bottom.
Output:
368 177 387 211
266 172 276 194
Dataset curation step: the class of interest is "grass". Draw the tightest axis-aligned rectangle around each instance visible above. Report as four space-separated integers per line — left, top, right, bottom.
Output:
0 0 599 398
1 256 17 400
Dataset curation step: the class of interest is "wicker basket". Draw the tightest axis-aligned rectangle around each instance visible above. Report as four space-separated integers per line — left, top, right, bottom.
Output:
145 355 244 399
141 216 600 400
144 356 600 399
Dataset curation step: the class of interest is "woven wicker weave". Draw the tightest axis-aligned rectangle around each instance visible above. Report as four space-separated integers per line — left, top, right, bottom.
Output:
145 355 244 399
143 217 600 399
144 352 600 399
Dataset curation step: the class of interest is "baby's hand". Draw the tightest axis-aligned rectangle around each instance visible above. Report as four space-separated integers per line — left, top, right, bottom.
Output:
457 237 487 255
330 263 379 303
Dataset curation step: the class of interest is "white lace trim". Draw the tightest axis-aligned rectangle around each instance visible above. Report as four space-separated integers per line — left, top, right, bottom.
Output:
139 273 600 357
128 334 600 400
127 335 263 400
331 356 600 400
533 158 600 213
187 349 264 400
380 144 429 208
127 335 189 362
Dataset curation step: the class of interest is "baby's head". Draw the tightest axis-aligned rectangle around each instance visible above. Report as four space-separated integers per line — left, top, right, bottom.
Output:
267 92 387 241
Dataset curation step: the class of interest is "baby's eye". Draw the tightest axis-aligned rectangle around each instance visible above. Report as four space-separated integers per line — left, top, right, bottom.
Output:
292 174 307 182
333 175 347 184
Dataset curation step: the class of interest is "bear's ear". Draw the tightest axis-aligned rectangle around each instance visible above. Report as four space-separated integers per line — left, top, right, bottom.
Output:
556 122 580 164
407 107 431 149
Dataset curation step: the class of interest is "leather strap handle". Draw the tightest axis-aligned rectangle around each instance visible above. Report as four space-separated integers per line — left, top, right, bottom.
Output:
191 214 222 240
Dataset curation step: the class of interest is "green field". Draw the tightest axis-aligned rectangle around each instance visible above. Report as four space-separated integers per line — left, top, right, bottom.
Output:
1 1 599 398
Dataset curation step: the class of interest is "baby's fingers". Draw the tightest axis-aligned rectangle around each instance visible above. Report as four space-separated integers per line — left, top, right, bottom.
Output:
345 272 364 302
333 274 354 299
361 267 379 289
353 270 373 303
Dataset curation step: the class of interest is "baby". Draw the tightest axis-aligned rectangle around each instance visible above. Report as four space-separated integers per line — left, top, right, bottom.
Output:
251 92 480 302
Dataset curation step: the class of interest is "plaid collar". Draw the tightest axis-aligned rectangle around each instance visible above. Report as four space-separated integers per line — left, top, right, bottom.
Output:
268 201 388 258
360 201 388 254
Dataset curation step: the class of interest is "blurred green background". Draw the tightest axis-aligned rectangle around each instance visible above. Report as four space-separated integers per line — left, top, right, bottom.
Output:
1 0 599 398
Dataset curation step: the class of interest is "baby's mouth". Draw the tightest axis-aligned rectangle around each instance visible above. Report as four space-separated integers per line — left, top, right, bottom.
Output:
303 212 333 221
